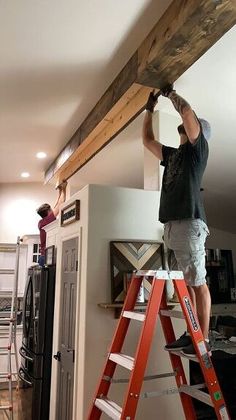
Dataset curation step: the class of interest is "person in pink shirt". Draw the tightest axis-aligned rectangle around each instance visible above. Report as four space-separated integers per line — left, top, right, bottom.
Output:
36 181 67 266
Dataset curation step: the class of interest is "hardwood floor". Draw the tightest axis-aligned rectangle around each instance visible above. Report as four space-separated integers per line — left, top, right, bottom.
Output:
0 388 29 420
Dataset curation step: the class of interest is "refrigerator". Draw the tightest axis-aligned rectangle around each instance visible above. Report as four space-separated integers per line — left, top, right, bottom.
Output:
19 264 56 420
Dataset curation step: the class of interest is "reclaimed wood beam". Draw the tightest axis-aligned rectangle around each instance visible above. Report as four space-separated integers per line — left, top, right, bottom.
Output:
45 0 236 183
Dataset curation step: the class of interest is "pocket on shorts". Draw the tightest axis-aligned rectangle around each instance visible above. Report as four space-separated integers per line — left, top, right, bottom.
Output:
190 220 209 240
189 220 202 239
188 220 208 253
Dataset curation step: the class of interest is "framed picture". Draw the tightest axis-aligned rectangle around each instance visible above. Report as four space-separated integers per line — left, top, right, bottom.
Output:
61 200 80 227
45 245 56 266
110 241 165 303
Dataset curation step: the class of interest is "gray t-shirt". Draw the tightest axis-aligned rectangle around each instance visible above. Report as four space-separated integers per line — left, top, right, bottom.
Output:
159 130 209 224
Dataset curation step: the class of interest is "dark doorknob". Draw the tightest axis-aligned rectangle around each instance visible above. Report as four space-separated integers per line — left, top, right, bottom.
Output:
53 351 61 362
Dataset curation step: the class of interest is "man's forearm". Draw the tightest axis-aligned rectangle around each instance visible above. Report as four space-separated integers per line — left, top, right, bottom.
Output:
168 91 191 117
53 187 67 217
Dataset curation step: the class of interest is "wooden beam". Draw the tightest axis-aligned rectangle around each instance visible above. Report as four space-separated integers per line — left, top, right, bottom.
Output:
45 0 236 183
137 0 236 87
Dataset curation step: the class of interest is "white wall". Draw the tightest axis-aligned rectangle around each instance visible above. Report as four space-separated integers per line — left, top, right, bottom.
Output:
0 182 57 242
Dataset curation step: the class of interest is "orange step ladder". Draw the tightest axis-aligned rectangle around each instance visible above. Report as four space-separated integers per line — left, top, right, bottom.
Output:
87 270 230 420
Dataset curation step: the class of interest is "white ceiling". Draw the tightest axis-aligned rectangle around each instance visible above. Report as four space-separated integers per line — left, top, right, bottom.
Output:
0 1 235 232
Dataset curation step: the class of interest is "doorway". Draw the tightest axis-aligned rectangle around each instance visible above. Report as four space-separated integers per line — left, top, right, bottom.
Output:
56 237 78 420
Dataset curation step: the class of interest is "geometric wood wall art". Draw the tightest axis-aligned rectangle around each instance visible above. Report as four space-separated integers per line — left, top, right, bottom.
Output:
110 241 164 303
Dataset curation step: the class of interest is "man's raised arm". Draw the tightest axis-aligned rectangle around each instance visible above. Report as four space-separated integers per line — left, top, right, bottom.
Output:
142 92 163 161
53 180 67 217
162 85 200 144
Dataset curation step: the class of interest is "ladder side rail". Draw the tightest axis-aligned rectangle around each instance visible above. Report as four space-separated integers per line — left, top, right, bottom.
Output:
87 274 143 420
12 237 21 392
174 279 231 420
159 292 197 420
10 236 20 322
6 236 21 420
7 342 13 417
13 335 19 382
120 278 165 419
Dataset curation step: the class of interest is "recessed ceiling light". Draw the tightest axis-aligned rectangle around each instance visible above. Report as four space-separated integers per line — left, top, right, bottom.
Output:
36 151 47 159
21 172 30 178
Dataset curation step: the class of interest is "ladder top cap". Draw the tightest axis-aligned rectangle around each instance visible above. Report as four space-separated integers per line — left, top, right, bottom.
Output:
135 270 184 280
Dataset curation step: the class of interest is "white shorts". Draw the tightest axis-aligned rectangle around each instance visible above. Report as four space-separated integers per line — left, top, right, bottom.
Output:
164 219 210 287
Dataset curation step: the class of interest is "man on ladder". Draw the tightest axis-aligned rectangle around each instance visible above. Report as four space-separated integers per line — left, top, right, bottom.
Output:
143 85 211 357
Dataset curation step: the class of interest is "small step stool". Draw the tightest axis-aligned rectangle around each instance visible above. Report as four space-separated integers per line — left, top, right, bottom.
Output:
87 270 230 420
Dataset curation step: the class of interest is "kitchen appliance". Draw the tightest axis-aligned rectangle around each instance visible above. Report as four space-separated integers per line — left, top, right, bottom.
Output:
19 262 56 420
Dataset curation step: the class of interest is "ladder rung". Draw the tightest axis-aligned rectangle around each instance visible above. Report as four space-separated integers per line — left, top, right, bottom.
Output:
0 352 15 355
169 350 199 363
0 373 10 379
0 318 13 322
160 310 184 319
179 384 213 407
123 310 145 322
95 397 121 419
109 353 134 370
0 269 15 275
0 405 12 411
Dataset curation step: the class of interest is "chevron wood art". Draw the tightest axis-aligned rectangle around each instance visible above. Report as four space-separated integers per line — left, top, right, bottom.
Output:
110 241 164 302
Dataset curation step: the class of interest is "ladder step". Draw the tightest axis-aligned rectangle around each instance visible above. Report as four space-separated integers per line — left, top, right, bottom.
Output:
179 384 213 407
0 405 12 411
0 269 15 275
169 350 199 363
95 397 121 419
0 318 13 323
123 310 145 322
109 353 134 370
0 373 10 379
160 309 184 319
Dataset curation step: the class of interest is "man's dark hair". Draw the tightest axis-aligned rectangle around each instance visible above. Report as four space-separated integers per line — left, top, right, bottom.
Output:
37 203 51 218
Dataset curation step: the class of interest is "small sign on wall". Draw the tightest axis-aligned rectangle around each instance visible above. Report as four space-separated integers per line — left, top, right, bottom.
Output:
61 200 80 227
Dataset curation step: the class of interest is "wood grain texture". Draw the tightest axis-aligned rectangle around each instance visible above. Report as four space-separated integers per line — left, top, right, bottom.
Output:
137 0 236 87
45 0 236 183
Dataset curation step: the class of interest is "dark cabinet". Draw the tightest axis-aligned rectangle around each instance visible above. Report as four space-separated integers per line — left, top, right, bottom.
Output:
190 351 236 419
206 249 235 303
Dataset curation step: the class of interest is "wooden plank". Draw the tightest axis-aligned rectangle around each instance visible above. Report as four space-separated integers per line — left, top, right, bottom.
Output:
45 0 236 183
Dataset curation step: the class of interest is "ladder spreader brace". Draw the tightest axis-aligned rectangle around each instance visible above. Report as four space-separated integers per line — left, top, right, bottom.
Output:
87 270 230 420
